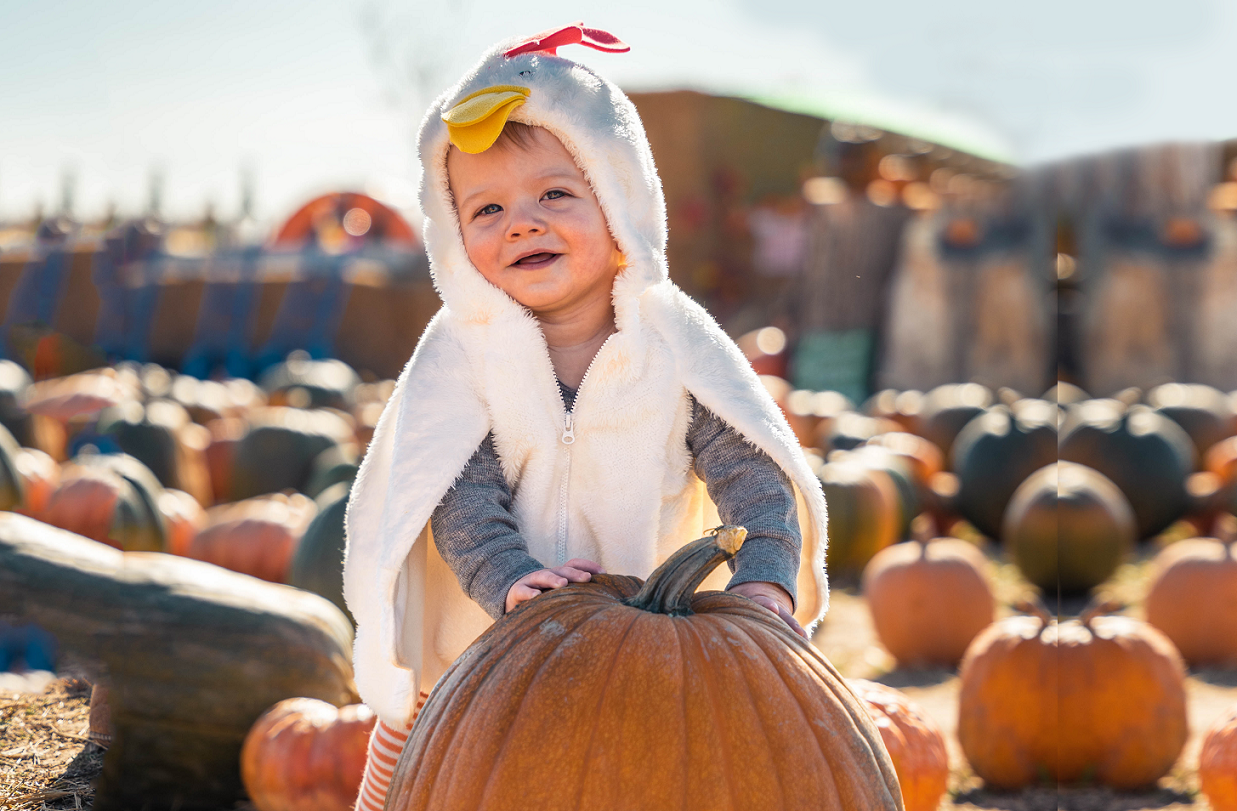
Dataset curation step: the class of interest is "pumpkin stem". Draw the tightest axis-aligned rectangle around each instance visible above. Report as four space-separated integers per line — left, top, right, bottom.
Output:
1080 598 1124 629
625 526 747 616
1014 597 1053 627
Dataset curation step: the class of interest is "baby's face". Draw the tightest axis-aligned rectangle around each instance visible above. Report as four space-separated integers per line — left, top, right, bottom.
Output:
447 126 622 319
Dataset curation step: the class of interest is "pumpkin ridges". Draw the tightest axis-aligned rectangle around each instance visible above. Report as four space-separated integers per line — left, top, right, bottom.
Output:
708 614 835 807
693 614 790 809
667 617 730 811
602 613 707 810
710 611 900 810
472 605 643 806
574 611 687 810
406 599 628 810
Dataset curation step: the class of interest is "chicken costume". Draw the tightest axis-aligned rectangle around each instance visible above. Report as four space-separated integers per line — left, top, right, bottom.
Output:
343 24 830 728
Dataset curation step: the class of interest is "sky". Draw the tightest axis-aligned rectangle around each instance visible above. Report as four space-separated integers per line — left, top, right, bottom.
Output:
3 0 1235 227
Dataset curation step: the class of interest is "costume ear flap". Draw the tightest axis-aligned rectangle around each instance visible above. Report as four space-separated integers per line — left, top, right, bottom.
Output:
503 22 630 58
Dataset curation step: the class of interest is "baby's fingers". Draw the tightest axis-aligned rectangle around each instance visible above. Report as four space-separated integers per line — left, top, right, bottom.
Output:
549 565 594 583
563 558 606 575
523 570 570 590
777 605 809 639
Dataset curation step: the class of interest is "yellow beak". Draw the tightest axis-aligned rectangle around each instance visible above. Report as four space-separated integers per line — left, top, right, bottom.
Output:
442 85 532 154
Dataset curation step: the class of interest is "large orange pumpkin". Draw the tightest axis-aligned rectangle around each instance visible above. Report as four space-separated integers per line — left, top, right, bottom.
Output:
862 537 994 667
186 493 317 582
849 679 949 811
1200 702 1237 811
240 698 376 811
1144 537 1237 666
385 529 902 811
958 602 1188 790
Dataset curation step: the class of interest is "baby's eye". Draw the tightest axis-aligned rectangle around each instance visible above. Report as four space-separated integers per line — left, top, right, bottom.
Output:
475 203 501 218
543 189 570 201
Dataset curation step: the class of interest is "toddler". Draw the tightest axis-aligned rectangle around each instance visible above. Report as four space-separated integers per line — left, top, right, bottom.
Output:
343 24 829 811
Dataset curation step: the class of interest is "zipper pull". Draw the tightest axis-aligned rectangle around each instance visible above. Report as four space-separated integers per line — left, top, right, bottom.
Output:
561 412 575 445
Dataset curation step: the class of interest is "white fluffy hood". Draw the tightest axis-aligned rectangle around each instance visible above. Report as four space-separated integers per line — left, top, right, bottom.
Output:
416 32 666 327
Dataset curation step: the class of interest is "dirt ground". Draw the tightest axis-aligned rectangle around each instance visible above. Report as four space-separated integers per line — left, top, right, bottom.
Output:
0 678 104 810
3 549 1235 811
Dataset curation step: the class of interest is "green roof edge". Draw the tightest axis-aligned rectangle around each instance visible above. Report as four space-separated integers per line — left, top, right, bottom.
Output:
743 91 1018 166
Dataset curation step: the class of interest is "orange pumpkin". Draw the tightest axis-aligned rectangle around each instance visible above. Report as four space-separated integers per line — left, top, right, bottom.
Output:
40 455 167 552
204 417 247 505
862 538 994 667
186 493 317 582
1206 436 1237 486
158 488 207 557
864 431 944 489
849 679 949 811
1145 537 1237 666
958 602 1188 790
13 447 59 517
385 529 902 811
240 698 377 811
1200 702 1237 811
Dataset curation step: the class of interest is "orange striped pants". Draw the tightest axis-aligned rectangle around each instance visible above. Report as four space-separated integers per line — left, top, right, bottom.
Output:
354 692 429 811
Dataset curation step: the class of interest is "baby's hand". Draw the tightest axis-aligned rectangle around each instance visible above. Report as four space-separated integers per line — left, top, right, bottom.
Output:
728 581 808 639
504 558 605 614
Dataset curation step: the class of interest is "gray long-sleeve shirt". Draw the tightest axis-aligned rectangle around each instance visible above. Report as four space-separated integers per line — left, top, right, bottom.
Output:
430 383 801 619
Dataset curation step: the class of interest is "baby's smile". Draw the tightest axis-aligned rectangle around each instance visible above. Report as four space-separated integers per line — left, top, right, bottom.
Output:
510 250 561 269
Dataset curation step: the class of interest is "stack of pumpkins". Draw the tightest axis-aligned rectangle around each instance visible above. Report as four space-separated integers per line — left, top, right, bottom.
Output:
0 352 387 625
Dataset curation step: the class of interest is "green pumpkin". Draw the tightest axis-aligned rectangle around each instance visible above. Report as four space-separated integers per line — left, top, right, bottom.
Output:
96 399 191 491
952 399 1058 539
1059 400 1194 539
916 383 993 459
1147 383 1236 465
229 408 353 500
304 444 359 500
816 461 900 578
259 354 360 411
1003 462 1135 594
286 482 352 625
71 453 169 553
0 422 25 511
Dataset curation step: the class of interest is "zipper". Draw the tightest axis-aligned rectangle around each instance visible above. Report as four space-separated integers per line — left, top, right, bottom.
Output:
550 331 615 565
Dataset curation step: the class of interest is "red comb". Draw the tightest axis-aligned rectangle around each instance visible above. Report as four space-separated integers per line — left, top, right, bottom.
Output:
504 22 629 57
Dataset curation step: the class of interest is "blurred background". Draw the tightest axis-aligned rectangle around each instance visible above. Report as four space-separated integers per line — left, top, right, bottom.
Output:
5 3 1237 810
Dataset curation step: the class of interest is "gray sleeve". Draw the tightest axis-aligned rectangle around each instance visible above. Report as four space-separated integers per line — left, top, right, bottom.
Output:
430 434 546 619
686 397 802 609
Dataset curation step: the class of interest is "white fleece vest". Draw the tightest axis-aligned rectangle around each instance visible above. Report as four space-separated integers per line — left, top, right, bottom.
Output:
343 33 829 727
